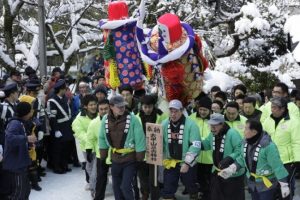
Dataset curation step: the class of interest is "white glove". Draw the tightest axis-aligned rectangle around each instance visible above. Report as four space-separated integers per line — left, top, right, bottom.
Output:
279 181 290 198
55 131 63 138
0 145 3 162
218 164 237 179
38 131 44 141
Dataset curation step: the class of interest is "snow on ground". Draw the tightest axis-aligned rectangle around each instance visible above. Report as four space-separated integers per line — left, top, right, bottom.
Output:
30 166 115 200
30 164 300 200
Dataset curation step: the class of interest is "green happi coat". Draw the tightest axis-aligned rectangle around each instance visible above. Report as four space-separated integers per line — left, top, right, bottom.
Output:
202 127 245 177
238 133 288 192
162 117 201 165
99 113 146 153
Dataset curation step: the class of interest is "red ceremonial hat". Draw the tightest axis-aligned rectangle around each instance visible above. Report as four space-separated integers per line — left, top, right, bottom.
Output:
157 13 182 44
108 1 129 21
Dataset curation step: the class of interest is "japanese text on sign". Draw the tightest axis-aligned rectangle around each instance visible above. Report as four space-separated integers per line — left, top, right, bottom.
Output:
146 123 163 166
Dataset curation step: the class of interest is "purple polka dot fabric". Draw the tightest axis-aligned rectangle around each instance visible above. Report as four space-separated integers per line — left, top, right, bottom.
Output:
112 22 143 88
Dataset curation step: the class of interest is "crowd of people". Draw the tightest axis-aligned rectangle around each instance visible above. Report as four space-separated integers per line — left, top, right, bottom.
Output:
0 65 300 200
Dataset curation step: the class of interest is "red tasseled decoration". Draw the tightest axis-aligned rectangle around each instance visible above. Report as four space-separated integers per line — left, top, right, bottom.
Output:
195 35 209 71
161 61 186 103
148 65 153 79
161 61 185 83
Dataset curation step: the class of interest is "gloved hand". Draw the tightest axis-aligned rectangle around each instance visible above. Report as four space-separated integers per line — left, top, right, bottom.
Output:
279 181 290 198
55 131 62 138
38 131 44 141
180 163 190 173
218 164 237 179
86 149 93 163
218 156 234 170
0 145 3 162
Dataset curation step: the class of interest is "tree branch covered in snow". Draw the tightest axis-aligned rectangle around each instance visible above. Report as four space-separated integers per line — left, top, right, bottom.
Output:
0 0 104 74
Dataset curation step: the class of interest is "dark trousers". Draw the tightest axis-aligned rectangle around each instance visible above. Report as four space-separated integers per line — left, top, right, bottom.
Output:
44 135 53 168
283 163 296 198
210 173 245 200
94 158 109 200
7 171 31 200
35 140 44 165
111 161 137 200
51 138 72 171
0 166 10 199
28 160 39 186
162 164 198 199
70 137 80 165
197 163 212 199
250 188 277 200
138 162 160 200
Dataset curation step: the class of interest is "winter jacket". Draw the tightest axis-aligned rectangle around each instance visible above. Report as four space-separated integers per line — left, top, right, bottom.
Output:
262 113 300 164
162 117 201 163
189 113 213 164
225 115 247 137
99 112 146 159
72 112 94 151
86 116 101 158
242 109 262 121
3 118 31 172
202 127 245 177
47 94 73 141
260 101 300 123
136 111 168 128
240 132 288 192
72 94 82 118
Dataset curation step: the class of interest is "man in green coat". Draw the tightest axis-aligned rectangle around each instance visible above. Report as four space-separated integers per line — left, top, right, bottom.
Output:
202 113 245 200
99 95 146 200
241 119 290 200
161 99 201 200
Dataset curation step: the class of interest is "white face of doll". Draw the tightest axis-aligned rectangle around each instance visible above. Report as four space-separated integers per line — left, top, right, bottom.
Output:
158 23 170 43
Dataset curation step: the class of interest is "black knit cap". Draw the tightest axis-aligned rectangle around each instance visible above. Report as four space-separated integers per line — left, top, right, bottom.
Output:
140 94 156 105
196 96 212 109
15 102 32 117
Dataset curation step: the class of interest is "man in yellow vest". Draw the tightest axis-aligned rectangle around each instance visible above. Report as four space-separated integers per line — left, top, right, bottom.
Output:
260 82 299 123
86 99 110 200
224 101 247 137
262 97 300 197
190 96 213 200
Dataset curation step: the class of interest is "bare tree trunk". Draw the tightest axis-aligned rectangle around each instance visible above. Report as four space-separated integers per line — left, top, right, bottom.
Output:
2 0 24 70
3 0 16 63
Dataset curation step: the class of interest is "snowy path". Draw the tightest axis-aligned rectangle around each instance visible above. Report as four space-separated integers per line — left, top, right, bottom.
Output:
30 165 300 200
30 167 115 200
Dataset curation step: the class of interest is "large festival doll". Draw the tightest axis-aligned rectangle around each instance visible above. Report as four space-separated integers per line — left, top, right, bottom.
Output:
136 0 208 107
99 1 150 90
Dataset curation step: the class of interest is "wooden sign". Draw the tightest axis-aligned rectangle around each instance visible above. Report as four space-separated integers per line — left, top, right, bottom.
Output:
146 123 163 166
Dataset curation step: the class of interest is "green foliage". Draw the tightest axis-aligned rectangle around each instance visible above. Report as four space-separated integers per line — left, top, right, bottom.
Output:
238 67 279 92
